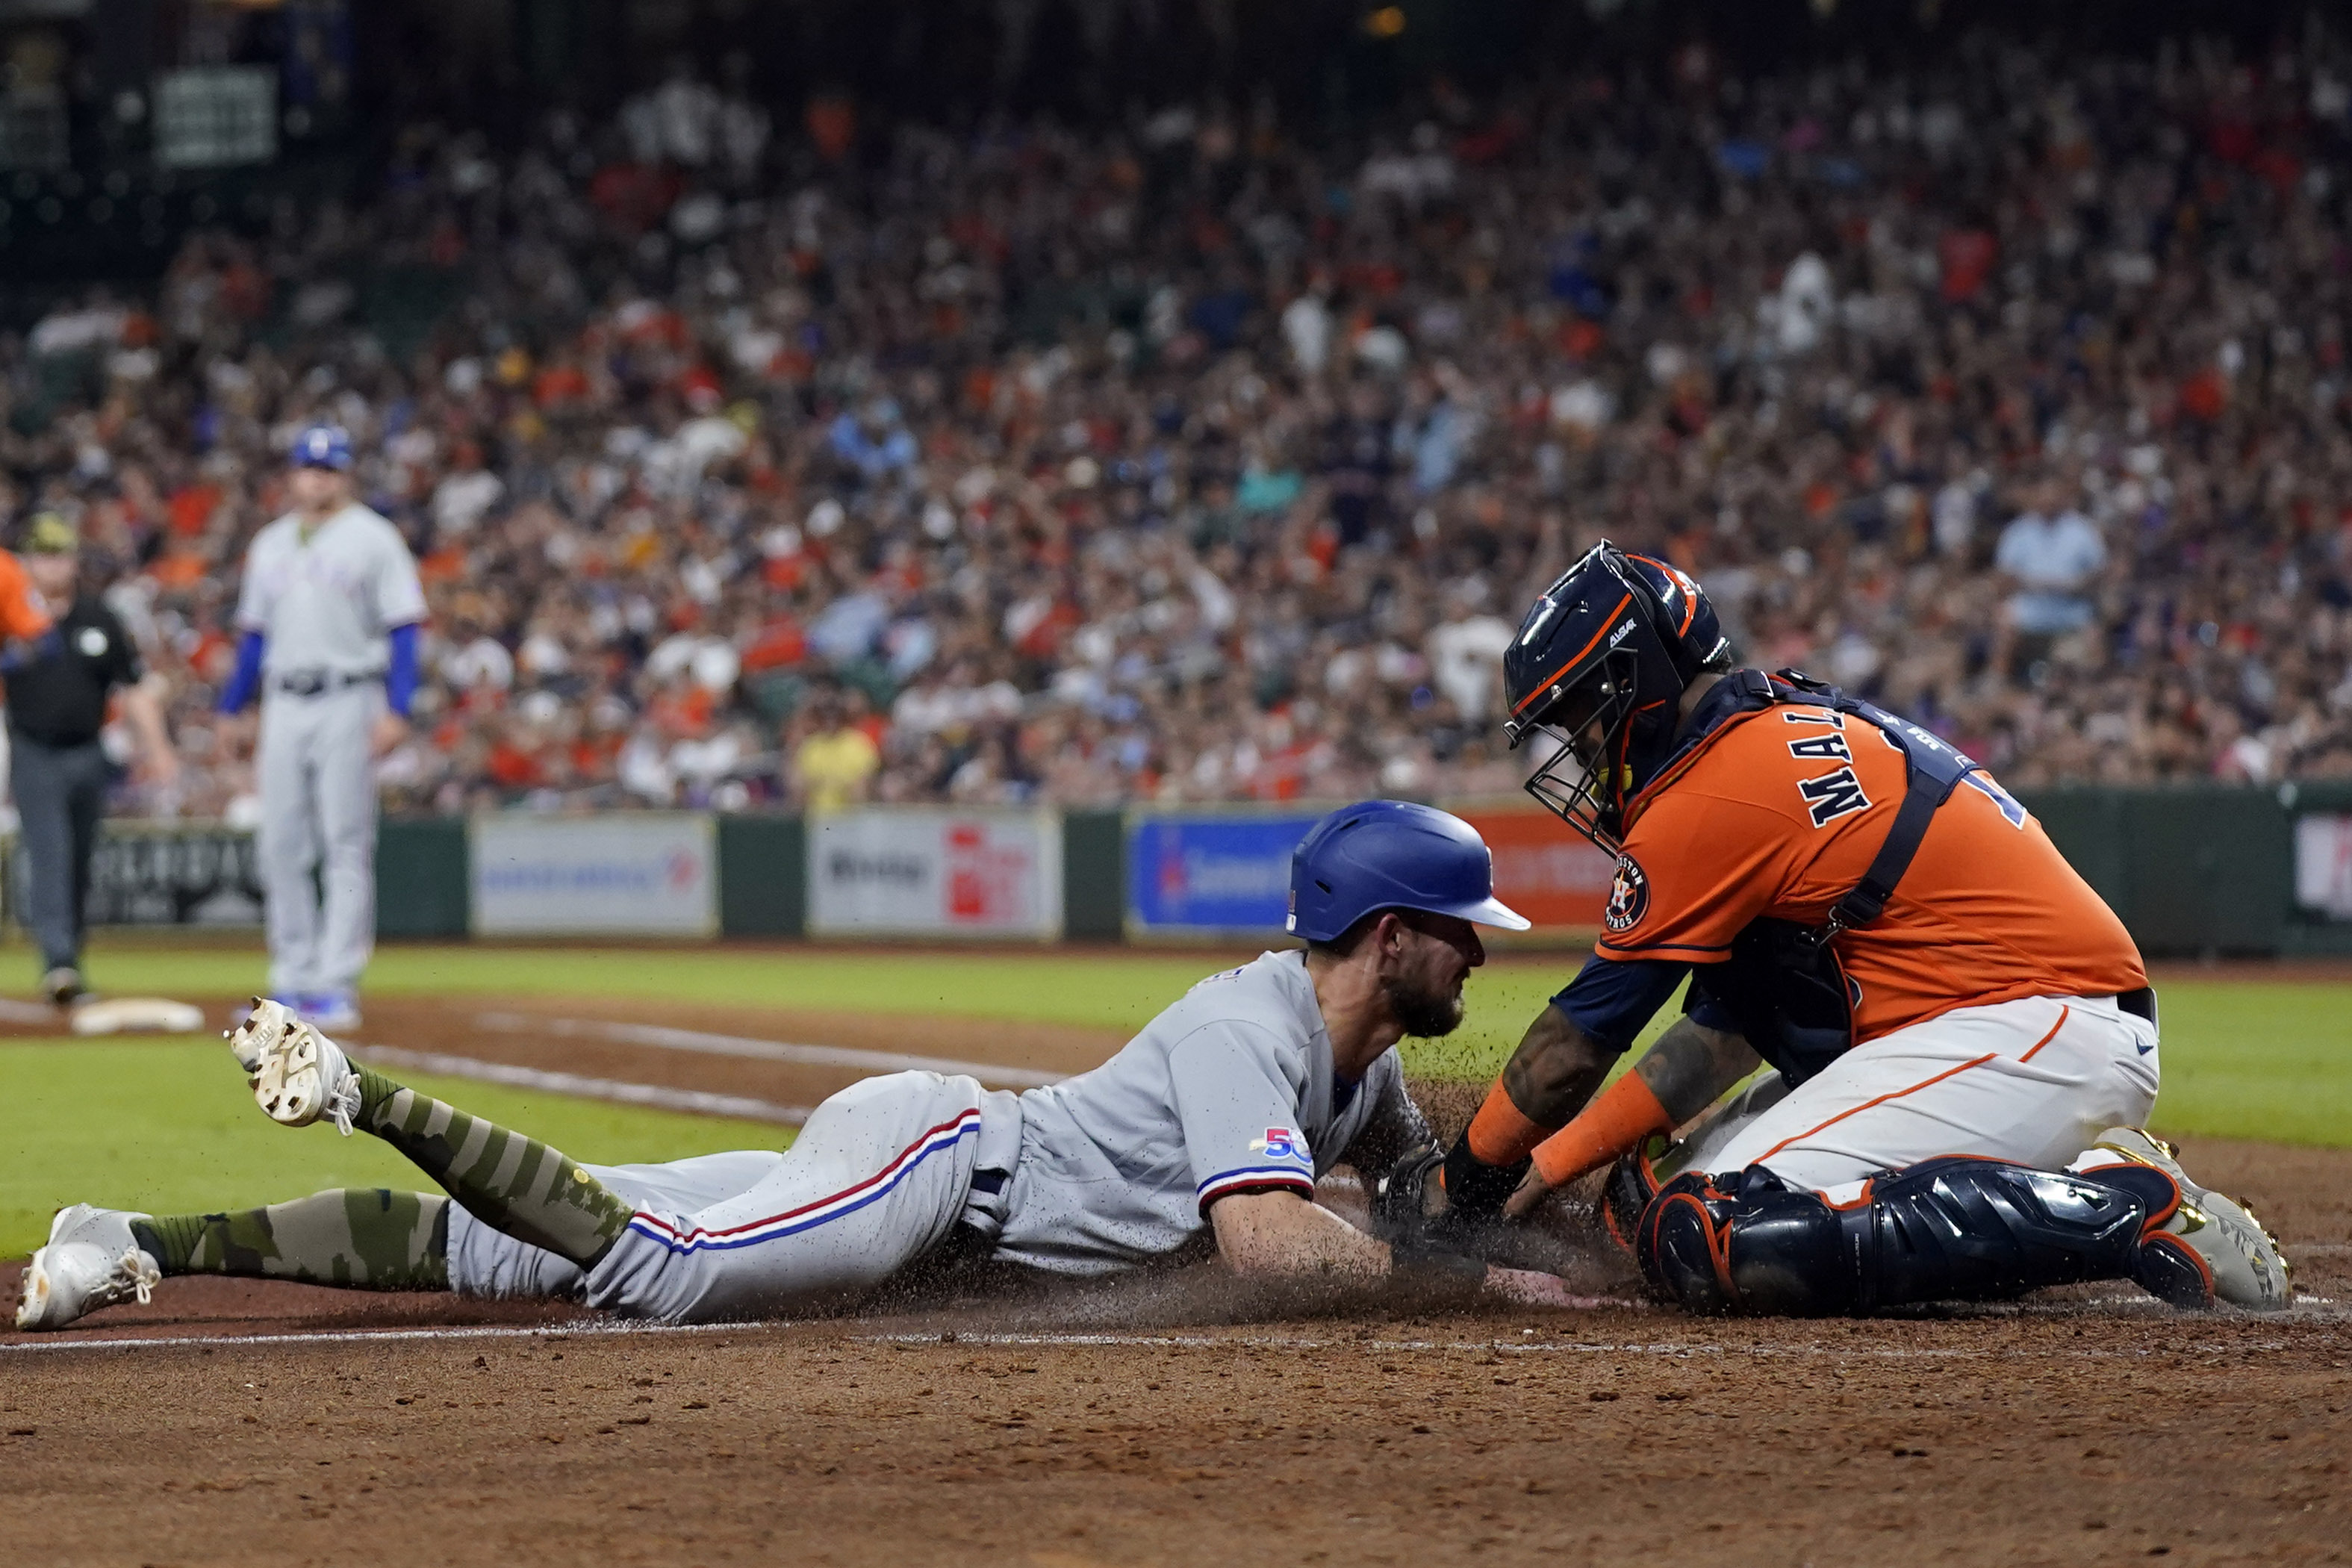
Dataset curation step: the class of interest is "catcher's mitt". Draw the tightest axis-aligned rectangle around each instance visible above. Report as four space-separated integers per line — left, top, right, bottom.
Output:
1371 1142 1449 1245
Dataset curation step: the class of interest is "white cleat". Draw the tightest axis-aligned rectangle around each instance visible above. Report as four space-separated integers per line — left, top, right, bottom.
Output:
15 1204 160 1331
2088 1127 2292 1312
227 996 361 1136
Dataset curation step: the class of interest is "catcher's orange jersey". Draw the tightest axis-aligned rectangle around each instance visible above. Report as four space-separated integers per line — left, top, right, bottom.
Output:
1593 694 2144 1042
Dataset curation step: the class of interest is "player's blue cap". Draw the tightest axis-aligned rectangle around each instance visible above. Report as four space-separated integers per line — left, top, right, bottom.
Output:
290 423 354 472
1287 800 1531 944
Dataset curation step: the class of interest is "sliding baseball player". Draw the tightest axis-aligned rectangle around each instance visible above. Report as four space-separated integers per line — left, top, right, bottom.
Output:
19 801 1575 1329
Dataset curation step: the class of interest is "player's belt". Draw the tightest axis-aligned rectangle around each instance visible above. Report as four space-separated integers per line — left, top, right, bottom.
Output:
2112 986 2159 1028
272 668 380 697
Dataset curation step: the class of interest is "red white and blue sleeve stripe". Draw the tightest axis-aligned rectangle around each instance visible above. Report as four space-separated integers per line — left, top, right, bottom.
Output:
1196 1163 1316 1210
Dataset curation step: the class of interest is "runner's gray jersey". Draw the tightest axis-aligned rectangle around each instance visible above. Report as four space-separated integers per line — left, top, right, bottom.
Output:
991 950 1426 1275
235 503 426 676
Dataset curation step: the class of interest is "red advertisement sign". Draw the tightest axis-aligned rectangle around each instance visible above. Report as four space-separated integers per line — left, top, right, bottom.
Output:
1457 808 1617 930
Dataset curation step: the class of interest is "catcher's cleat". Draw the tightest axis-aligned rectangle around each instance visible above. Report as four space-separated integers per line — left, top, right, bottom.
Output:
14 1204 159 1331
228 997 361 1136
2085 1127 2292 1312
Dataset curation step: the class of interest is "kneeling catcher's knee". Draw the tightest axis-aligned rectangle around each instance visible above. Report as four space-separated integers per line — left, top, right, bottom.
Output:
1633 1157 2203 1316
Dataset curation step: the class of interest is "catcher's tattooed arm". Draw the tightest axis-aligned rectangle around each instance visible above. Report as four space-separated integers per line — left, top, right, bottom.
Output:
1628 1014 1761 1124
1503 1015 1758 1218
1207 1190 1580 1304
1443 969 1755 1222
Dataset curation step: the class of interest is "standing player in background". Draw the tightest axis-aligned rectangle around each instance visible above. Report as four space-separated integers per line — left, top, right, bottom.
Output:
9 514 179 1007
1424 543 2289 1315
217 426 425 1033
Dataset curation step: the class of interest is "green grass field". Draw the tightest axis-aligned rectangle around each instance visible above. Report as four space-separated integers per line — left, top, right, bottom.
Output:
2 940 2345 1257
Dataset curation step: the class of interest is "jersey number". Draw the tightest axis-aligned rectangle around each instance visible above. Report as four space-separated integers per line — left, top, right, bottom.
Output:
1964 771 2029 828
1797 768 1872 827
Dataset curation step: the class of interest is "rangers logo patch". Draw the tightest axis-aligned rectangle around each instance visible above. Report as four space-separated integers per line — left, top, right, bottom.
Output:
1604 854 1649 933
1250 1128 1309 1163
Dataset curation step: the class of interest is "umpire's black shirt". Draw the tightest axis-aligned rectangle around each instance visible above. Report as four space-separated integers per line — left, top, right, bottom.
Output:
7 595 142 746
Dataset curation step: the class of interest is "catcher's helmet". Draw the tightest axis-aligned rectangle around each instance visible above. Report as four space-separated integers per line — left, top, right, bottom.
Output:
290 423 354 472
1287 800 1530 943
1502 541 1730 853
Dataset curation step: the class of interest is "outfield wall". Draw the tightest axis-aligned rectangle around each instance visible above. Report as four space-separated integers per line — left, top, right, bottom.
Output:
11 783 2352 957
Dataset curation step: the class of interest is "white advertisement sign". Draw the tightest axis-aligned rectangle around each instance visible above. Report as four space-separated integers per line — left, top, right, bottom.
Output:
472 814 716 936
807 809 1063 938
2295 813 2352 920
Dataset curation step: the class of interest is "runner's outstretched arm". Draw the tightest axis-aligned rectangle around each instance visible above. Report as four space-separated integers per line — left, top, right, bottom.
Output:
1207 1189 1576 1306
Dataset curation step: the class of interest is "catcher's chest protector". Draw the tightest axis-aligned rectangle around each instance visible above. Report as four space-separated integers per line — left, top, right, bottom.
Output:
1676 670 1985 1087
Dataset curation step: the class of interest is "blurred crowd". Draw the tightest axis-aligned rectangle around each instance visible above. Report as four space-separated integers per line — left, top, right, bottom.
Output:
7 29 2352 821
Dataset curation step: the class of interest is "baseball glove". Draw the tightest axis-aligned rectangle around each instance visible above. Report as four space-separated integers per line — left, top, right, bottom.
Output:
1371 1142 1449 1245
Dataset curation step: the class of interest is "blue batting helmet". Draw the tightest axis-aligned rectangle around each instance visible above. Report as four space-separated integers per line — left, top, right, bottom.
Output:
1287 800 1531 943
290 423 354 472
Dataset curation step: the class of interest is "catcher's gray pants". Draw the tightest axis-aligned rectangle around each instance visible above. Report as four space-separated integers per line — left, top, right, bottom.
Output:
449 1071 1024 1322
256 684 379 998
10 733 108 972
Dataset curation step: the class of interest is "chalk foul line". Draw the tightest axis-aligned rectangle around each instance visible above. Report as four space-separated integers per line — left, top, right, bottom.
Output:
473 1012 1068 1089
348 1045 812 1127
9 1325 2342 1363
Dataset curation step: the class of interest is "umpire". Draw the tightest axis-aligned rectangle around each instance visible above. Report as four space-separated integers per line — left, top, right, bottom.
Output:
9 514 179 1007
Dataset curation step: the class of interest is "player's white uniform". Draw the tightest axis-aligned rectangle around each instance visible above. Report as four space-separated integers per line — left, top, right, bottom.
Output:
234 505 425 1002
444 951 1426 1320
1667 993 2162 1201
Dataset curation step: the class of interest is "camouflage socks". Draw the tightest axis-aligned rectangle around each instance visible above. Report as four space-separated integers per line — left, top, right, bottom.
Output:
352 1066 637 1268
134 1189 450 1290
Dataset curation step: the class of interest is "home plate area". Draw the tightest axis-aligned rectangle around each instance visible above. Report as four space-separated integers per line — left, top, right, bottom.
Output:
2 991 2348 1564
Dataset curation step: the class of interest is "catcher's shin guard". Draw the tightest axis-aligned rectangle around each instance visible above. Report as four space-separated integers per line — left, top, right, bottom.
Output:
1634 1157 2216 1316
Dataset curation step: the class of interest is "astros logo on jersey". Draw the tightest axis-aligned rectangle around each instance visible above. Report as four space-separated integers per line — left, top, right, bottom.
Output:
1250 1127 1307 1163
1604 854 1649 933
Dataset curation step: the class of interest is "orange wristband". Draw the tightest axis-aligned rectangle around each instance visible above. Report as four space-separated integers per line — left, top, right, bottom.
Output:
1466 1077 1550 1166
1530 1070 1673 1189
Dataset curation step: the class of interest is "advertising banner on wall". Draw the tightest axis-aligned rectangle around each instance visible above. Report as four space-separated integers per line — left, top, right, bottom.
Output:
1454 808 1617 930
2295 813 2352 920
5 823 265 928
1125 812 1321 935
472 813 716 936
806 809 1063 937
1125 806 1615 938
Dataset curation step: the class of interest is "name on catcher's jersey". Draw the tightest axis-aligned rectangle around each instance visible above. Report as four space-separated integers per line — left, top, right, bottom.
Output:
992 950 1415 1275
1595 699 2144 1041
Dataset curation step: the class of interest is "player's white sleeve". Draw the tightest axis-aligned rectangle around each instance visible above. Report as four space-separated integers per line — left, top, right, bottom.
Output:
372 521 428 630
1166 1021 1317 1211
233 530 273 632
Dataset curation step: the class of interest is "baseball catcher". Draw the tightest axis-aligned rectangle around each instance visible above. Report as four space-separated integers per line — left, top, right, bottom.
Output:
19 801 1575 1330
1426 542 2289 1316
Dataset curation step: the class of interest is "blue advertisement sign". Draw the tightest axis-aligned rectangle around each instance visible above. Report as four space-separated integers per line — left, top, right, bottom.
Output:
1125 813 1323 933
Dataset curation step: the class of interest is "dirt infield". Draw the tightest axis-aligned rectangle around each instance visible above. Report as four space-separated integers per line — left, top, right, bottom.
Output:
4 989 2351 1564
5 1306 2348 1566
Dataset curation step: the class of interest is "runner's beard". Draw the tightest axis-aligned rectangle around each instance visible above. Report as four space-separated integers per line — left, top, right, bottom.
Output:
1386 973 1466 1039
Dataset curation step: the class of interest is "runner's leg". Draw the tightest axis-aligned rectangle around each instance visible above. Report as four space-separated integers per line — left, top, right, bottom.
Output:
134 1190 450 1290
585 1072 992 1322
